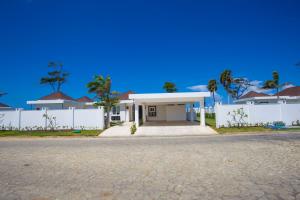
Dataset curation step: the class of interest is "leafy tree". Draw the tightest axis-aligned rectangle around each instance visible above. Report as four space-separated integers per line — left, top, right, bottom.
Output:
262 71 289 100
40 62 69 92
219 70 252 100
87 75 119 128
163 82 177 93
207 80 217 106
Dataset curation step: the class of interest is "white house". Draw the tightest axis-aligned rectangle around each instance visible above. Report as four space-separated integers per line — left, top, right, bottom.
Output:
27 92 95 110
0 103 13 111
129 92 210 127
235 86 300 104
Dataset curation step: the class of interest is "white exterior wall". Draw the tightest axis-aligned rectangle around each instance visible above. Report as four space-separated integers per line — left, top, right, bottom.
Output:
215 103 300 128
166 105 186 121
146 104 187 121
0 108 104 130
147 105 166 121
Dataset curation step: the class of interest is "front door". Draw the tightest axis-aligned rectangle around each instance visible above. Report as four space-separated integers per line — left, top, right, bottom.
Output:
138 105 143 125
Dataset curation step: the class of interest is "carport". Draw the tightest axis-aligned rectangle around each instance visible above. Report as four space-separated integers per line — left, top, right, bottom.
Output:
129 92 210 127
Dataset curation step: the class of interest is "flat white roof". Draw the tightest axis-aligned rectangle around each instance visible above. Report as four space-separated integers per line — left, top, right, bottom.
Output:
129 92 210 103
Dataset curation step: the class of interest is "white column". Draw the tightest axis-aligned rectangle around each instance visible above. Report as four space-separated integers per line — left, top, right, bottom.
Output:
142 105 146 123
200 99 205 126
189 103 194 121
135 103 139 127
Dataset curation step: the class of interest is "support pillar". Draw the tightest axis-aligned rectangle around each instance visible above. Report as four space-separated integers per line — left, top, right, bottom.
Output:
200 99 205 126
142 104 146 123
135 103 139 127
189 103 194 121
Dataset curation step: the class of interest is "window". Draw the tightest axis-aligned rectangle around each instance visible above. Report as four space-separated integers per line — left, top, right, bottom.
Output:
148 106 157 117
111 116 121 121
112 106 120 115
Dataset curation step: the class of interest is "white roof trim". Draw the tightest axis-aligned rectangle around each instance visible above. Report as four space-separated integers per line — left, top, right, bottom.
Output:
129 92 210 103
235 96 300 102
27 100 74 105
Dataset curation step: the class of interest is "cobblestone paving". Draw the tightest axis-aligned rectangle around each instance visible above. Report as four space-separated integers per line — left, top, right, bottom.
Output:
0 133 300 200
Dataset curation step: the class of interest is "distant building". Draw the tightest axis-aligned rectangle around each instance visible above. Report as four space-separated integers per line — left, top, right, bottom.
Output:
27 92 94 110
235 86 300 104
0 102 13 111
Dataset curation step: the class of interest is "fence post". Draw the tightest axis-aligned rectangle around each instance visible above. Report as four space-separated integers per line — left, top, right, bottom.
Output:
98 106 105 129
71 107 75 129
43 108 47 130
17 108 22 130
215 102 221 128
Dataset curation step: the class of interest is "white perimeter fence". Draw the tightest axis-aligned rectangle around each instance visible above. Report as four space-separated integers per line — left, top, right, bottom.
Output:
0 107 105 131
215 103 300 128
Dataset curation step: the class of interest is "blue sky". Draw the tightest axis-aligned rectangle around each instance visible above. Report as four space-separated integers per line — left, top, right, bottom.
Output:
0 0 300 108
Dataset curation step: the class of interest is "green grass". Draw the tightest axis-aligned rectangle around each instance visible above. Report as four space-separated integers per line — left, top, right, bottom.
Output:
0 130 102 137
200 116 300 134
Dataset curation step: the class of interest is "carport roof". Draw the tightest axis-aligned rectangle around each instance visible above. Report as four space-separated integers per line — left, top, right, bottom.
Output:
129 92 210 103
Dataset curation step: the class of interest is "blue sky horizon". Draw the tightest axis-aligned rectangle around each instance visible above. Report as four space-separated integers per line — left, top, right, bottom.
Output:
1 0 300 108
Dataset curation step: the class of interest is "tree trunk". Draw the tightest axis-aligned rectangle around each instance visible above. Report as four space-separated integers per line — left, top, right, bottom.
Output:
212 92 216 106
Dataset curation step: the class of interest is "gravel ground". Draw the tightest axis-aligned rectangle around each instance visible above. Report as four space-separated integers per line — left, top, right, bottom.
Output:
0 133 299 200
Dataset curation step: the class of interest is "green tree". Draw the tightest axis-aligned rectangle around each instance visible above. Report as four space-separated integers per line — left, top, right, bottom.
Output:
87 75 119 128
207 79 217 106
219 69 251 100
262 71 283 100
163 82 177 93
40 61 69 92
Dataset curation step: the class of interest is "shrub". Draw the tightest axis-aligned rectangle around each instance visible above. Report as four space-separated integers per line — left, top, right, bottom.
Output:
130 123 137 135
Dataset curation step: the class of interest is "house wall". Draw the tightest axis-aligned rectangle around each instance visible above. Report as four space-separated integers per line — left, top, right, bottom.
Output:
146 104 186 121
0 108 105 130
215 103 300 128
109 104 133 122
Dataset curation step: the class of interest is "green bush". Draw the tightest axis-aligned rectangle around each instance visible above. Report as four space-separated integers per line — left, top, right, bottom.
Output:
130 123 137 135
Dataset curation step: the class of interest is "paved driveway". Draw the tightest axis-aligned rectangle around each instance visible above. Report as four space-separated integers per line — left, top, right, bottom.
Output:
0 133 299 200
101 121 216 137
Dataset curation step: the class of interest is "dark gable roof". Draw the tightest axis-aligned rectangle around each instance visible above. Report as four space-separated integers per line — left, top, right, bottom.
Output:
0 103 10 108
76 96 93 102
119 91 135 100
275 86 300 97
40 92 74 101
240 91 270 99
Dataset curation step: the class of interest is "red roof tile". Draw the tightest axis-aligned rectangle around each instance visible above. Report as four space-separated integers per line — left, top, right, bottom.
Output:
0 103 10 107
240 91 269 99
275 86 300 96
119 91 135 100
40 92 74 101
76 96 93 102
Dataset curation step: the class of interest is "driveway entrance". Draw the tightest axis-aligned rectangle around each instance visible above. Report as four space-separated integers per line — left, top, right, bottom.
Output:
100 121 216 137
136 121 216 136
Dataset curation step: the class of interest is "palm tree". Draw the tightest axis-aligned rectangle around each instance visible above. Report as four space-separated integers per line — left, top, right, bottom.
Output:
207 80 217 106
262 71 280 100
87 75 119 128
220 69 234 103
163 82 177 93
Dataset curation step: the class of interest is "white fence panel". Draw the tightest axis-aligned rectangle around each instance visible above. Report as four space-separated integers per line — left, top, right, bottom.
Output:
215 103 300 128
74 108 104 130
281 104 300 125
249 104 281 124
47 109 73 130
21 110 46 130
0 110 20 129
0 108 105 131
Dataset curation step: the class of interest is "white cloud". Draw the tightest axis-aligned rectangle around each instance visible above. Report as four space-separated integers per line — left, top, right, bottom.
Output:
281 83 294 90
187 85 208 92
